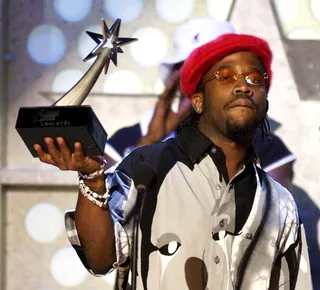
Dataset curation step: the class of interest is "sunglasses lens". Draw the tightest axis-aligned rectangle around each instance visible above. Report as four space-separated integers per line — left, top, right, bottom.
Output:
218 68 238 84
246 72 266 86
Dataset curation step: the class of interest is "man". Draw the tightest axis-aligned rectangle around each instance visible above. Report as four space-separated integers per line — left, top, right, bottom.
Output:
106 18 296 191
34 33 312 289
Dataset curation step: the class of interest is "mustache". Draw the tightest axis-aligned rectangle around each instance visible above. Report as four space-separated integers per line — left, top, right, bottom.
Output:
224 94 257 110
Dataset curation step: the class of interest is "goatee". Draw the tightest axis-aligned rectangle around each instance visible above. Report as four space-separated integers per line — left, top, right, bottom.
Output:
225 119 259 144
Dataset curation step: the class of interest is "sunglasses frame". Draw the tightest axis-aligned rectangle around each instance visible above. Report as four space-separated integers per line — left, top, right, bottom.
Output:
201 69 269 88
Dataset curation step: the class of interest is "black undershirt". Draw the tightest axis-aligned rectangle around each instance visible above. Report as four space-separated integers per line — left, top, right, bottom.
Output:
207 144 257 234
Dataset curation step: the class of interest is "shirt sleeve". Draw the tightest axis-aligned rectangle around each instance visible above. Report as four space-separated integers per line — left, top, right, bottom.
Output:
64 163 139 281
269 222 313 289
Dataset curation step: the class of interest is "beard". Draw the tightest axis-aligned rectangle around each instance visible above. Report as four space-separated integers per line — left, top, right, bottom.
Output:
225 117 260 144
200 91 268 144
200 110 263 144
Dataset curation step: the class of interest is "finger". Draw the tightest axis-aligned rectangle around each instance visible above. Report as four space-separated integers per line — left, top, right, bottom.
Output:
166 110 181 132
165 99 192 135
56 137 72 166
166 70 180 90
163 71 180 96
155 71 181 118
33 143 43 157
73 143 102 173
33 143 56 165
159 71 180 101
153 101 170 119
73 142 85 163
44 137 66 168
177 97 192 118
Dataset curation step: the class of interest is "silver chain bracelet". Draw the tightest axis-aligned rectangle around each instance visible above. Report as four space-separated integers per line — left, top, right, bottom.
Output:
78 160 107 180
79 178 110 208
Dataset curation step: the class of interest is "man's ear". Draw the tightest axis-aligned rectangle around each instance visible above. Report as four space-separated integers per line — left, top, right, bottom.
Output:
191 93 203 114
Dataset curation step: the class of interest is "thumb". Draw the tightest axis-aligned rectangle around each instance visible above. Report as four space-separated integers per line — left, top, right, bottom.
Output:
159 70 180 101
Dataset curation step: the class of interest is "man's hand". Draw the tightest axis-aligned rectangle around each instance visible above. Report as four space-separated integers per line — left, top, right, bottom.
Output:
34 137 103 174
137 71 191 146
165 91 191 134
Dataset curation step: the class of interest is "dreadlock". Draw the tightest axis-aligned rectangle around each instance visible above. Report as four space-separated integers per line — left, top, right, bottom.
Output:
178 82 203 132
258 117 272 142
178 108 200 132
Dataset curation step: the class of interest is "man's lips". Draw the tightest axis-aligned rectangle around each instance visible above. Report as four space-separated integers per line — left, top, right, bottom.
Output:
228 99 254 109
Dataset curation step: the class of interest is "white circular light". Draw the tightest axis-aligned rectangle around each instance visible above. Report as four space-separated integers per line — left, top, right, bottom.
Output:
153 78 165 94
103 269 117 286
103 70 143 94
53 0 92 22
287 28 320 39
156 0 194 23
207 0 234 21
25 202 63 243
130 27 168 67
50 247 89 287
27 24 66 65
311 0 320 22
52 69 84 93
273 0 299 26
104 0 143 23
78 25 100 64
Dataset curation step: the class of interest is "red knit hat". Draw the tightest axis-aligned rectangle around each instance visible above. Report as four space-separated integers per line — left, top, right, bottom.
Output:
180 33 273 99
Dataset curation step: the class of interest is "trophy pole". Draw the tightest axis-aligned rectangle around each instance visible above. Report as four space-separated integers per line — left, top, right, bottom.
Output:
52 49 110 107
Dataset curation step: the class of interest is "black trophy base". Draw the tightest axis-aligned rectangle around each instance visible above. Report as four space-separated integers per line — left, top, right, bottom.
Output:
15 105 108 158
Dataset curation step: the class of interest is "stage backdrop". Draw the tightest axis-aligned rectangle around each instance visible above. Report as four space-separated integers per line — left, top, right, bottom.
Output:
0 0 319 289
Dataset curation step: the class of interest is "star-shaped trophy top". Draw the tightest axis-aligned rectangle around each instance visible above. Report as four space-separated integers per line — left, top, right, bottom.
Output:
84 18 138 73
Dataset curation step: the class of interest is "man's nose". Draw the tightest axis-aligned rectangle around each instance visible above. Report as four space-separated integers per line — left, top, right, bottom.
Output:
233 77 253 96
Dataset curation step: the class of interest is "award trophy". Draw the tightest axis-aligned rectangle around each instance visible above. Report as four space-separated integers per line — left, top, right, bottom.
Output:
15 18 137 157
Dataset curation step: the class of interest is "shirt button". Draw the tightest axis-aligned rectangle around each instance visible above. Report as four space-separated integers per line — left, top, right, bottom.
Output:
246 233 253 240
214 256 220 264
219 219 225 227
211 147 217 153
216 184 223 190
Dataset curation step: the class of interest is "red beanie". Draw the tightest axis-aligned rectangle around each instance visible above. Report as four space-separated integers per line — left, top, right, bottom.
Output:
180 33 273 99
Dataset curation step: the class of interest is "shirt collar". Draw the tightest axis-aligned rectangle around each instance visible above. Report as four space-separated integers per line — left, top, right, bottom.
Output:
178 126 214 163
178 125 258 165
